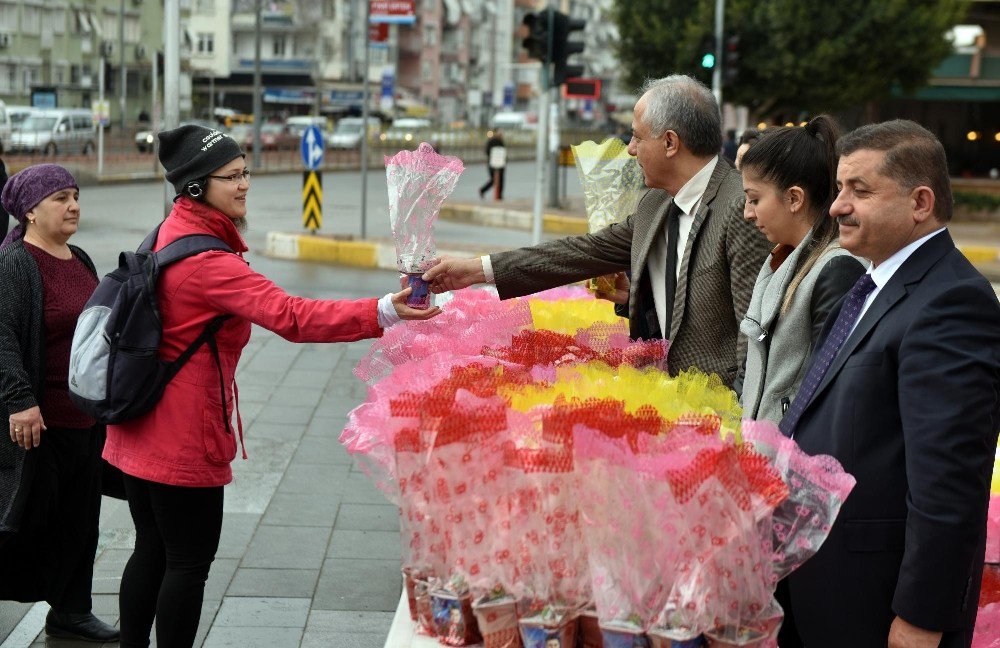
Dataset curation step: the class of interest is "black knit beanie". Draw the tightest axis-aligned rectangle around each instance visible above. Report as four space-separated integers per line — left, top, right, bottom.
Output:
158 124 245 195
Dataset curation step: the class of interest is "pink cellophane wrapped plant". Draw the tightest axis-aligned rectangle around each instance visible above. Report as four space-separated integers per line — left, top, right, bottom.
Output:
385 142 464 274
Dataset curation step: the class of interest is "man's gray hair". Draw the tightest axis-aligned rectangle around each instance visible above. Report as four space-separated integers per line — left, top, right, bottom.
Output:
639 75 722 157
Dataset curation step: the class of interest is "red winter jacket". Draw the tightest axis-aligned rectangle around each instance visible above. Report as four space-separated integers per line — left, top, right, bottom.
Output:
104 198 382 487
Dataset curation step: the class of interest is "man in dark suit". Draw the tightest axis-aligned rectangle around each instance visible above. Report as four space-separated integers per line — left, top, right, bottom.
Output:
423 75 770 386
777 120 1000 647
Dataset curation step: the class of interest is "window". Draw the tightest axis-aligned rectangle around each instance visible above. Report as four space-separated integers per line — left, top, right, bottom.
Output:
21 6 41 34
102 12 115 39
0 4 16 31
421 60 433 82
44 8 66 34
195 0 215 13
272 35 285 57
55 66 66 85
23 67 38 91
0 64 13 93
74 9 91 34
197 32 214 54
125 16 140 42
423 24 436 46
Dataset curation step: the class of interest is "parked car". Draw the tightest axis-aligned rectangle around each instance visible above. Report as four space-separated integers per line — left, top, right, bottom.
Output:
7 109 96 155
135 119 225 153
0 101 35 143
227 123 254 151
257 122 298 150
329 117 380 149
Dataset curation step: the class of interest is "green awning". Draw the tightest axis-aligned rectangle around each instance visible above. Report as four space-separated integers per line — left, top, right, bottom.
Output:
891 85 1000 102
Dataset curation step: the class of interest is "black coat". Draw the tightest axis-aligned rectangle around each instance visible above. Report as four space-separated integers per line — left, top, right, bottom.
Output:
0 240 97 536
785 230 1000 647
0 158 8 241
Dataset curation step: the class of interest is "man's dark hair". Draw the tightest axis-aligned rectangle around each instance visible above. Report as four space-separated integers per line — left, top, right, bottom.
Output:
837 119 952 222
738 128 760 147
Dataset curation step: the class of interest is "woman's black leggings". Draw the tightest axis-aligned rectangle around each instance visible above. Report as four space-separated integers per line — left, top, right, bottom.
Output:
119 474 224 648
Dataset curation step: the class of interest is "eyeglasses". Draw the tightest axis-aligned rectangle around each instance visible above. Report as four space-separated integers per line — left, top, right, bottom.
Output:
208 169 252 183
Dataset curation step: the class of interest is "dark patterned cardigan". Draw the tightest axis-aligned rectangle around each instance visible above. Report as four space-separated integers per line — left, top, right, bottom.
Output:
0 239 97 535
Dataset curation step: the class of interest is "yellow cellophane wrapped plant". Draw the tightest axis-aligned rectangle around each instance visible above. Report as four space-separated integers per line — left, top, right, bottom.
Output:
571 138 646 293
527 295 625 335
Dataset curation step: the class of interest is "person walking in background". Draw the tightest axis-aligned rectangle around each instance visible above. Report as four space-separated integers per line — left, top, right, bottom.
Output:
479 129 506 200
104 124 440 648
777 120 1000 648
0 164 120 643
426 75 771 388
737 115 865 422
722 128 738 162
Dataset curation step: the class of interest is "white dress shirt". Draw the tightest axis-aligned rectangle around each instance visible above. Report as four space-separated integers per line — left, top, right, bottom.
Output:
481 157 719 337
649 157 719 335
848 227 947 337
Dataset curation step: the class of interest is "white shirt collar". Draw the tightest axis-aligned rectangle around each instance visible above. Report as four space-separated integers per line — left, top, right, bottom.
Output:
867 227 947 289
671 157 718 216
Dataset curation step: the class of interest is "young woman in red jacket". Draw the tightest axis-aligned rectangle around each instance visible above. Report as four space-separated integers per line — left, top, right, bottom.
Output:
103 124 440 648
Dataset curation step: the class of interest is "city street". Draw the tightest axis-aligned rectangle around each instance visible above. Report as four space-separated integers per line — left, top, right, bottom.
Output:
0 159 575 648
0 160 997 648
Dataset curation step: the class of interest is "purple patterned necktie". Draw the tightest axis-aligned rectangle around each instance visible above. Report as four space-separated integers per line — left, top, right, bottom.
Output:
778 273 878 437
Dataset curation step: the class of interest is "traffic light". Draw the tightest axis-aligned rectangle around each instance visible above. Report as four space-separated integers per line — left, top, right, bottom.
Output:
700 35 716 69
723 32 740 85
521 12 550 62
551 11 586 87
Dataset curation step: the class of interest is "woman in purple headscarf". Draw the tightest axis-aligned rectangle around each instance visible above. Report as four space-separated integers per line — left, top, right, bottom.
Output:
0 164 120 642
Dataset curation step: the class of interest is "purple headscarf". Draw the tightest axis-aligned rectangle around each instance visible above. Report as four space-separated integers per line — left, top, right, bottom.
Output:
0 164 79 249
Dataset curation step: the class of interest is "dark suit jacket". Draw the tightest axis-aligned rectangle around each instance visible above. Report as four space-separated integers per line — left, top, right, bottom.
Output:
786 230 1000 647
491 157 771 386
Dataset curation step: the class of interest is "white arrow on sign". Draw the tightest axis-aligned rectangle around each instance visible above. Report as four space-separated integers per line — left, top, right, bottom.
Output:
306 129 323 168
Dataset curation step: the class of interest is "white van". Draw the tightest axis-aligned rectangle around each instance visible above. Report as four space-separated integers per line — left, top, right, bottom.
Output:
0 101 34 145
329 117 380 149
8 108 96 155
490 111 535 131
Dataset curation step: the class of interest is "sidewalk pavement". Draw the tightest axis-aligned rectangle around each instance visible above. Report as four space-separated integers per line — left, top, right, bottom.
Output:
265 198 1000 283
1 330 401 648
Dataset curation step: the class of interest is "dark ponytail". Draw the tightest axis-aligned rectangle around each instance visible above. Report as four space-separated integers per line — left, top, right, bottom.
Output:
740 115 843 312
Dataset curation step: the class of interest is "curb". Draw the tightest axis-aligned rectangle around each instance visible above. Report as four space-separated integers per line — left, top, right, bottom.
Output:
265 233 486 270
439 203 588 235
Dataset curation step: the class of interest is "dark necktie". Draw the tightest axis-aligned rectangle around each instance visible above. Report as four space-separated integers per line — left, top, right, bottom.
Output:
778 273 878 437
662 201 682 338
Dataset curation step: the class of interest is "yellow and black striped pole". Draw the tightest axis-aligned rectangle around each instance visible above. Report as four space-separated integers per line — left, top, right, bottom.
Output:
302 170 322 232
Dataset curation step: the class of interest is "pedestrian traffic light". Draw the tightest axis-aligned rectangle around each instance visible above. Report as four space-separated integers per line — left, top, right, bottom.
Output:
521 12 550 63
700 35 716 69
723 32 740 85
551 11 586 87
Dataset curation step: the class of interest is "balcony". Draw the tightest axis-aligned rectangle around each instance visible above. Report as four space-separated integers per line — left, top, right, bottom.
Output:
234 58 314 73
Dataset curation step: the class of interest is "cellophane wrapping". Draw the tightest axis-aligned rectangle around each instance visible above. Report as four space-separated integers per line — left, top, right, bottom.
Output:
385 142 464 273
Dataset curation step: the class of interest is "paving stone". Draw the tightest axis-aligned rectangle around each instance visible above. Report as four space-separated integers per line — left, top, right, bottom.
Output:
292 435 354 465
313 395 357 419
300 631 387 648
192 598 222 648
233 384 274 403
235 436 298 473
267 387 325 408
253 404 315 426
304 610 394 634
340 472 392 505
242 526 331 570
262 492 341 528
304 415 348 438
234 369 288 387
224 471 283 514
245 420 307 442
277 462 351 496
200 625 303 648
327 529 401 561
205 558 239 601
292 345 345 370
212 596 311 628
227 568 320 598
215 513 261 560
334 503 400 532
281 369 336 389
313 559 402 612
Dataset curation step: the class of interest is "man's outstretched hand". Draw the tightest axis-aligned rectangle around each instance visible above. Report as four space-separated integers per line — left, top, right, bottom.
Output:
421 256 488 293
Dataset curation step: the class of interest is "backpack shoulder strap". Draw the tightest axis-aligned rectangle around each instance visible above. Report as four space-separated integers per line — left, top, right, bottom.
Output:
155 235 234 267
137 222 163 253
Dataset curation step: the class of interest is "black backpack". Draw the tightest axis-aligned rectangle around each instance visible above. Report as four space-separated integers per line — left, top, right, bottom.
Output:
69 223 234 426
